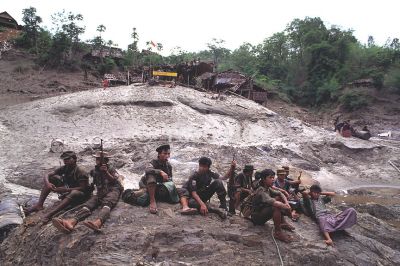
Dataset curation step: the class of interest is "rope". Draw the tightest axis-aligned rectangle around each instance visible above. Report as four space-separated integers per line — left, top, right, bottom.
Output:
271 227 284 266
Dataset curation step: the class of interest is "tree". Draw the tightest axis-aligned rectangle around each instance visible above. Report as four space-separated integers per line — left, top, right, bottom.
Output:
51 10 85 57
128 27 139 52
21 7 42 54
206 38 230 70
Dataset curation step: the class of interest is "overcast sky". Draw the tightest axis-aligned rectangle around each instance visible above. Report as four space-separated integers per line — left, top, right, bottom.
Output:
3 0 399 54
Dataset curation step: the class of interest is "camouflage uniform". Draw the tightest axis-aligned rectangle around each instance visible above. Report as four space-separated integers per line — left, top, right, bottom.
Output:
251 186 284 225
50 165 91 203
180 170 227 209
136 159 179 205
74 164 123 223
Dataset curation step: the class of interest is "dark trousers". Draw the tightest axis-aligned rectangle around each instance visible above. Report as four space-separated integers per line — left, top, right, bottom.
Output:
188 179 227 208
75 186 121 223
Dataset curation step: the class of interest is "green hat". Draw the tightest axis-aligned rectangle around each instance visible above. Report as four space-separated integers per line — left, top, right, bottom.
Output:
156 144 170 153
60 151 76 160
277 169 286 175
243 165 256 172
93 151 112 158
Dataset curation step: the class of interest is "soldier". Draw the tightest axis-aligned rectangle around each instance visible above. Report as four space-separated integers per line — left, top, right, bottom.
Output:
274 168 302 221
24 151 91 223
52 151 123 233
179 157 235 219
229 164 255 214
140 144 193 214
251 169 294 243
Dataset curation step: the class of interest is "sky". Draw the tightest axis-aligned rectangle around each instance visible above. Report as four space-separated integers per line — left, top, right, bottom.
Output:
2 0 399 55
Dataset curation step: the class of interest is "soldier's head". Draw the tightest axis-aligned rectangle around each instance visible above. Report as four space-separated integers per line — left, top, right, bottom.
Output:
259 169 275 188
310 184 322 200
243 165 255 177
282 166 289 176
276 169 286 181
60 151 77 166
156 144 171 162
93 151 111 165
198 157 212 173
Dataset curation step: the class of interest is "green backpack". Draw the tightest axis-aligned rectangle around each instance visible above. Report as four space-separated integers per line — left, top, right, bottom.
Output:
240 192 256 218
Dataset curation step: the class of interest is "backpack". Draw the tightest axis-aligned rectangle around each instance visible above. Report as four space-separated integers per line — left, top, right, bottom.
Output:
240 192 256 218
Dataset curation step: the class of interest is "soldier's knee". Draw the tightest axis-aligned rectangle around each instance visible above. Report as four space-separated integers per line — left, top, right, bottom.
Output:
145 174 157 185
66 190 84 200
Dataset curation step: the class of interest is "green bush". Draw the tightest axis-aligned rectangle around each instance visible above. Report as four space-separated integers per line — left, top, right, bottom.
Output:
316 78 340 104
384 67 400 94
339 91 368 111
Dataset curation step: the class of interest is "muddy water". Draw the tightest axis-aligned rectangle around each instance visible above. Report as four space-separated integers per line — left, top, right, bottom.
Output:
335 186 400 228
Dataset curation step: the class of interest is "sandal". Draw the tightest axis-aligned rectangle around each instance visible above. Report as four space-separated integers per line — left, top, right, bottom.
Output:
180 208 198 215
52 218 71 234
83 221 102 233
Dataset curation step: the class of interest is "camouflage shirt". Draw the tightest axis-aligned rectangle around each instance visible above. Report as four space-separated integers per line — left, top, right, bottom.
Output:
90 164 122 194
185 170 220 193
54 165 89 189
145 159 173 182
252 186 284 211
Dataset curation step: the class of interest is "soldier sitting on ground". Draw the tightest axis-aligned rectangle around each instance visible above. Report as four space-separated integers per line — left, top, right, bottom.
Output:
229 164 255 214
273 168 302 221
123 144 197 215
24 151 92 224
178 157 235 219
251 169 294 243
52 151 123 233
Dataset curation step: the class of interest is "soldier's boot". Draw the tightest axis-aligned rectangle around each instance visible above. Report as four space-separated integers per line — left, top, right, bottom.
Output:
207 204 227 220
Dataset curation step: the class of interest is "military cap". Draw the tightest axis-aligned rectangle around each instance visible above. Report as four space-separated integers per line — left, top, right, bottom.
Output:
198 157 212 167
277 169 286 175
243 165 256 172
259 169 275 179
60 151 76 160
156 144 171 153
93 151 112 158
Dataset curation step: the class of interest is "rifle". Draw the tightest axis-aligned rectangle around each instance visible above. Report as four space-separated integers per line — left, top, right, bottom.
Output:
100 138 104 165
228 153 236 188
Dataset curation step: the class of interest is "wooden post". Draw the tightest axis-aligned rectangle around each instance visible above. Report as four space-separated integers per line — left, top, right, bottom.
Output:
127 70 130 85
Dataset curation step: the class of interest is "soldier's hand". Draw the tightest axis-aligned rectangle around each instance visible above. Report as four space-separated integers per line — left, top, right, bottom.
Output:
200 203 208 215
53 187 66 193
231 160 237 168
46 183 56 190
100 164 108 172
283 203 291 210
283 190 290 198
160 171 169 182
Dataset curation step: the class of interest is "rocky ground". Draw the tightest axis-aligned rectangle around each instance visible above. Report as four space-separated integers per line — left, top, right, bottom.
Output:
0 84 399 265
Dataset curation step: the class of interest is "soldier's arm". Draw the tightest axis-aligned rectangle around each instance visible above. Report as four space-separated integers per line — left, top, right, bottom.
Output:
145 162 161 176
272 186 289 198
321 191 336 197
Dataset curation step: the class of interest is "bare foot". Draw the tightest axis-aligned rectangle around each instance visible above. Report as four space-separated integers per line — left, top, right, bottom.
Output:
274 230 293 243
180 207 198 215
62 219 77 231
24 205 44 215
281 223 295 231
149 202 158 214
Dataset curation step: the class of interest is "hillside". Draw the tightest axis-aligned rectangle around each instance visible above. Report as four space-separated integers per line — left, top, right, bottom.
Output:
0 83 399 265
